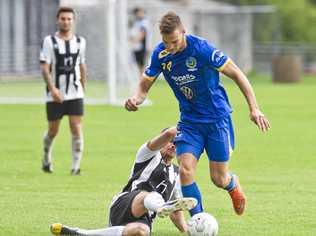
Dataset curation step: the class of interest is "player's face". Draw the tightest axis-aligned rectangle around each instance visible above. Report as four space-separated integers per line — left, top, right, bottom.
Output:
161 142 176 159
57 12 74 33
162 28 186 54
136 10 145 20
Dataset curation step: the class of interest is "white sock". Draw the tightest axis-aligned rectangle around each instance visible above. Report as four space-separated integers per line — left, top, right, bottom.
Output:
72 136 84 170
76 226 125 236
143 191 165 212
43 133 54 165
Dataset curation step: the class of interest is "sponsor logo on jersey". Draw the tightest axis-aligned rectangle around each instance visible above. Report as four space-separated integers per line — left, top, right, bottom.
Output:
62 56 75 72
180 86 194 100
159 49 170 59
185 57 197 71
171 74 195 86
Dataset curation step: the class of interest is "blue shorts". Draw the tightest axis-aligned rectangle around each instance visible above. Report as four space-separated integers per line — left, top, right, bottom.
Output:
174 117 235 162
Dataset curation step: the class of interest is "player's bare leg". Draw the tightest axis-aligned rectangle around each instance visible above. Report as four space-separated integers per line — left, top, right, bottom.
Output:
122 223 150 236
42 119 61 173
178 153 203 216
69 115 83 175
209 161 246 215
178 154 198 185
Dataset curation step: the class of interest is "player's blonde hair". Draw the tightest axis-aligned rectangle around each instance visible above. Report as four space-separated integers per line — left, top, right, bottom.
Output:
159 11 183 35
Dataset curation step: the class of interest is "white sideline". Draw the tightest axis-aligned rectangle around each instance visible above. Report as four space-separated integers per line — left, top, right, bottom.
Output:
0 97 152 106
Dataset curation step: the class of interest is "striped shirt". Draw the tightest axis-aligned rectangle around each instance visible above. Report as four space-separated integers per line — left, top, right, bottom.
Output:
122 143 181 202
40 33 86 102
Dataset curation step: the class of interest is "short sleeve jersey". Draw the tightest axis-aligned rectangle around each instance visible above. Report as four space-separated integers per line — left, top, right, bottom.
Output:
122 143 181 202
144 34 232 123
40 34 86 102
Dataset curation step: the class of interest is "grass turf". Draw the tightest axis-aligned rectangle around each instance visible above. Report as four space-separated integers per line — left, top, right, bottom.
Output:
0 75 315 235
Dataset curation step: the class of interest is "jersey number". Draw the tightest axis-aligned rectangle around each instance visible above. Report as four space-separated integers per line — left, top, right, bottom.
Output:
162 61 172 72
64 56 73 66
156 180 168 194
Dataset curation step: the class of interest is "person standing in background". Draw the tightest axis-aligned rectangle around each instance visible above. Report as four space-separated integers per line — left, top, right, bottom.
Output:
40 7 87 175
130 7 151 75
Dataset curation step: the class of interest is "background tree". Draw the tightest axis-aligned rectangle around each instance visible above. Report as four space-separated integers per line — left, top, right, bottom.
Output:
216 0 316 42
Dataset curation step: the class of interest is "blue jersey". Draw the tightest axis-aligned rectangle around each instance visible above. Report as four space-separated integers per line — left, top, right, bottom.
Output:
144 34 232 123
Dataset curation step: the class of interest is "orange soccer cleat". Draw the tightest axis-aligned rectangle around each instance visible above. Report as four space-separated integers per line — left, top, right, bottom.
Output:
228 175 246 215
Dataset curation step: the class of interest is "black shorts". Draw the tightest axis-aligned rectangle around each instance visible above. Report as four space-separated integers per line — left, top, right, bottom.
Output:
134 50 146 67
46 98 84 121
109 190 152 229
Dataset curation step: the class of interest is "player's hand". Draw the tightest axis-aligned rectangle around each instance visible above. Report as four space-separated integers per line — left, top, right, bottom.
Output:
250 108 270 132
51 87 63 103
125 97 139 111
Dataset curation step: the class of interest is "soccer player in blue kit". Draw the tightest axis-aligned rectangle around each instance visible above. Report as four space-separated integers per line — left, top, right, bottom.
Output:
125 11 270 216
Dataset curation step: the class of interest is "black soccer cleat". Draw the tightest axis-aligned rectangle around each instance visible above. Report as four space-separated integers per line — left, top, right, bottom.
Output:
50 223 80 235
71 169 81 176
42 162 53 173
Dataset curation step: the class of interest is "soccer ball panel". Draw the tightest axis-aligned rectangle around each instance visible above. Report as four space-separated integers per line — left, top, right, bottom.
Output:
187 212 219 236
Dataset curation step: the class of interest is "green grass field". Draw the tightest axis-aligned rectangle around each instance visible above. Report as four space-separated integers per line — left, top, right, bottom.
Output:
0 75 316 235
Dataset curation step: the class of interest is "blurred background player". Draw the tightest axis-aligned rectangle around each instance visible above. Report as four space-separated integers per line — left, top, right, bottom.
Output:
40 7 87 175
125 11 270 216
50 127 197 236
130 7 151 75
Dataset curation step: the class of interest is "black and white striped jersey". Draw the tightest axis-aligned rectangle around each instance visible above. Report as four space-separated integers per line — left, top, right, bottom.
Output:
122 143 181 202
40 33 86 102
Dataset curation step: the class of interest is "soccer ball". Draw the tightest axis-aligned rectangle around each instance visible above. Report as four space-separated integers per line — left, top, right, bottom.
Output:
187 212 219 236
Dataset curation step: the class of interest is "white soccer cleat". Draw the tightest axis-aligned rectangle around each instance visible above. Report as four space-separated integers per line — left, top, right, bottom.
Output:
157 197 197 218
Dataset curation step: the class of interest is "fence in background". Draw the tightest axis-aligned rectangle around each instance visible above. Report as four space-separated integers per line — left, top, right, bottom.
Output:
253 42 316 74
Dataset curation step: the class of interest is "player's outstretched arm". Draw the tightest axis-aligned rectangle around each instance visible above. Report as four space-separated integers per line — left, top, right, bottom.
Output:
125 76 155 111
221 60 270 132
147 127 177 151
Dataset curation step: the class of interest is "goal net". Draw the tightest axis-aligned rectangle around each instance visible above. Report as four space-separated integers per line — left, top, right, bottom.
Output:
0 0 139 105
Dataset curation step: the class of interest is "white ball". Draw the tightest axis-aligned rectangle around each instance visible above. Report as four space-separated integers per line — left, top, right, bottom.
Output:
187 212 219 236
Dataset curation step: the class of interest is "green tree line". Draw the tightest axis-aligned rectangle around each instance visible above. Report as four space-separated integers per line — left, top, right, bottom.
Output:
217 0 316 42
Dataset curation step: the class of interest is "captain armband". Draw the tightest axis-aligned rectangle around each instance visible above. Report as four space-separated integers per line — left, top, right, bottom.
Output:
143 75 158 82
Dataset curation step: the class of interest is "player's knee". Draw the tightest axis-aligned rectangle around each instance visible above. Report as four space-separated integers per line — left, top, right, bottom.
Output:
47 130 58 138
180 165 194 182
134 224 150 236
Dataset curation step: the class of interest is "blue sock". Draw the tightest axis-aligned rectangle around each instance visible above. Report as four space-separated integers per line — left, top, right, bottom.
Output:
224 173 236 192
181 182 203 216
